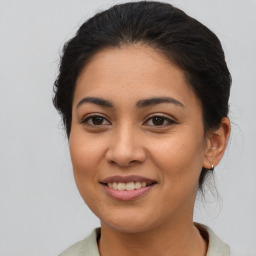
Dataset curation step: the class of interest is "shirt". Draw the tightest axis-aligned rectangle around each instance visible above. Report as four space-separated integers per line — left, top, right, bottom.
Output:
59 223 230 256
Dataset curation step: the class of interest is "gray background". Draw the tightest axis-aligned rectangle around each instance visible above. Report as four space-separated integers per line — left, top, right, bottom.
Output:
0 0 255 255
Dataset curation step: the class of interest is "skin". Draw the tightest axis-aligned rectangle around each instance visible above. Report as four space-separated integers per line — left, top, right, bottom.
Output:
69 44 230 256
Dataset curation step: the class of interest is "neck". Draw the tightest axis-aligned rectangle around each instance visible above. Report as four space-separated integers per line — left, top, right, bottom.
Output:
98 220 207 256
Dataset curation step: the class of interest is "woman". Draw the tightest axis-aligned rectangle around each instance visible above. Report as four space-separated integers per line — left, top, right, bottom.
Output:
53 1 232 255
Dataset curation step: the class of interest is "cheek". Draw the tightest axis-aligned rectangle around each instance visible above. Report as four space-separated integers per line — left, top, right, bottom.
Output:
69 130 105 185
150 131 205 183
68 132 106 212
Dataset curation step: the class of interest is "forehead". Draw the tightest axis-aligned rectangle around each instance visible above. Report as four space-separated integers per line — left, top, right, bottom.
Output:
74 44 199 109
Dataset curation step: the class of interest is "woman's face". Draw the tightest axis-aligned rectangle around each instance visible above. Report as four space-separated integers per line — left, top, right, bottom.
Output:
69 45 213 233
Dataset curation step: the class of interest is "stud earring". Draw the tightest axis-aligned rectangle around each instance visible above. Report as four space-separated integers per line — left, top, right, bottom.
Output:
209 164 214 171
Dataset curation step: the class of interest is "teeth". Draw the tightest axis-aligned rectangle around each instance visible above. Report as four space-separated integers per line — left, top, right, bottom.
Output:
112 182 118 190
126 182 135 191
107 181 148 191
117 183 126 191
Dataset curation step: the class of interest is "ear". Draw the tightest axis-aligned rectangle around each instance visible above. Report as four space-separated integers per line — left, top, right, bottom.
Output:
203 117 231 169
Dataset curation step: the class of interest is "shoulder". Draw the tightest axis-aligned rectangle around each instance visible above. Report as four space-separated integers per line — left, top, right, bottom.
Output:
198 224 249 256
59 228 100 256
195 222 230 256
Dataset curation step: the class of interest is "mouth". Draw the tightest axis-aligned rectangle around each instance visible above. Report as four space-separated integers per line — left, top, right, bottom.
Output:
99 175 157 200
100 175 157 190
101 181 156 191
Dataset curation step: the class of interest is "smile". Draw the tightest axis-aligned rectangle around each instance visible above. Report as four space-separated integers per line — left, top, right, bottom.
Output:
107 181 147 191
100 175 157 200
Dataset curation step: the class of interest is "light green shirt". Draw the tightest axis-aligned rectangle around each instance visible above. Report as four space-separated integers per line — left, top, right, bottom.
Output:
59 224 230 256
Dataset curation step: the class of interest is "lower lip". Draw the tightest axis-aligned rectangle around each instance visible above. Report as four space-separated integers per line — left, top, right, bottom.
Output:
102 184 155 201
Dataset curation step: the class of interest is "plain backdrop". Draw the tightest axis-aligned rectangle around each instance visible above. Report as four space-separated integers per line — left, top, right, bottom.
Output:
0 0 256 255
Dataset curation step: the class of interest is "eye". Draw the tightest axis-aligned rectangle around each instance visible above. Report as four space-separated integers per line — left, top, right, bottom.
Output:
144 115 175 126
81 115 111 126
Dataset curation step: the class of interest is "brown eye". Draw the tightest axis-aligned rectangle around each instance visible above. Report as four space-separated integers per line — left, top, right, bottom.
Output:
152 116 165 126
82 115 110 126
144 115 175 126
91 116 104 125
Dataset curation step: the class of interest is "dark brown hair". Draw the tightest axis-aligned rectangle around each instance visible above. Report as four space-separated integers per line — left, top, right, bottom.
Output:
53 1 231 191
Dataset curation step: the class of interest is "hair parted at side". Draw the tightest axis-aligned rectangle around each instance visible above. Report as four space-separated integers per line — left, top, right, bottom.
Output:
53 1 231 191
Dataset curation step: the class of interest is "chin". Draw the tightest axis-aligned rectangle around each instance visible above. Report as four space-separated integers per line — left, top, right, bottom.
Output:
99 209 158 234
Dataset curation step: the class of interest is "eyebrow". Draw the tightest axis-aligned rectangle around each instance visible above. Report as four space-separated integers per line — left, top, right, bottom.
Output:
136 97 184 108
76 97 113 109
76 96 184 109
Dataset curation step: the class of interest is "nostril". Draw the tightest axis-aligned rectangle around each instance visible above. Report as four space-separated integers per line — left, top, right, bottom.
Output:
105 144 147 167
108 159 145 168
109 160 117 165
130 160 139 164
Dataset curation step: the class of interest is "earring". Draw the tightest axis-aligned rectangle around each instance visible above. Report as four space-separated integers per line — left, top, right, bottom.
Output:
209 164 214 171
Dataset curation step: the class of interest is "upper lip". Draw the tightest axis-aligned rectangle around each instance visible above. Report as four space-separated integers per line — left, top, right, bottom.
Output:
100 175 157 184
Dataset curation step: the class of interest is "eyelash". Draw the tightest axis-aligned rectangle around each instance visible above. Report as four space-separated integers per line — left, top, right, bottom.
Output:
145 115 176 126
80 114 176 127
81 115 111 126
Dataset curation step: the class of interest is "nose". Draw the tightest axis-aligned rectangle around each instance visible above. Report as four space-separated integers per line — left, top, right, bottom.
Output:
105 124 147 168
